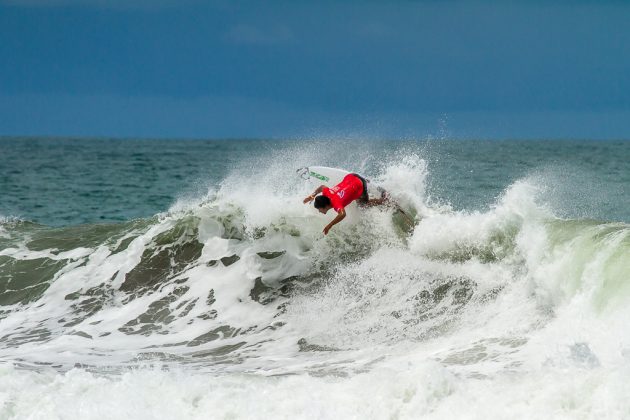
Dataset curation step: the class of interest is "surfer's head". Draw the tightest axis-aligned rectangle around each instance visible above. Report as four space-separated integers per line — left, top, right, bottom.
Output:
314 195 332 213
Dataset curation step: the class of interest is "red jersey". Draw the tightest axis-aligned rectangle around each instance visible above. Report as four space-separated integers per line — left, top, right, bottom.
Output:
322 174 364 212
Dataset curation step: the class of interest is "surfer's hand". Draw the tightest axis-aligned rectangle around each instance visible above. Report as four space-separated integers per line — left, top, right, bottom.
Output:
323 225 331 235
303 194 314 204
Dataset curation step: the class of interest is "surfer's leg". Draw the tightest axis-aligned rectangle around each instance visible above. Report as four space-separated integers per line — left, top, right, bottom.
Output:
350 173 370 205
361 186 391 207
362 197 388 207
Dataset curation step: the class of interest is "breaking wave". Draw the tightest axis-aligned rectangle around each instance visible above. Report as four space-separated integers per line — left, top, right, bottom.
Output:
1 149 629 418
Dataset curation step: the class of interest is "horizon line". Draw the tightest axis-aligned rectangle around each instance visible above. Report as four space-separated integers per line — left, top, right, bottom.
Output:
1 135 629 142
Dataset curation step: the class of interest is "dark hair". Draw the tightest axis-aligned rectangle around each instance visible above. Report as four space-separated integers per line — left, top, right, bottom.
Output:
314 195 331 209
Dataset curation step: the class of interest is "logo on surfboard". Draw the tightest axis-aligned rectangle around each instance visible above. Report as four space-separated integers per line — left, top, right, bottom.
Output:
309 171 329 182
296 167 330 182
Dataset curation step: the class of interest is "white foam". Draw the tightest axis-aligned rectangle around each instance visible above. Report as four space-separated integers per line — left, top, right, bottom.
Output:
2 359 630 420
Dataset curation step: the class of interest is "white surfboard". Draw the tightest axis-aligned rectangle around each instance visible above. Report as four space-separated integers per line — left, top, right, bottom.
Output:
297 166 347 186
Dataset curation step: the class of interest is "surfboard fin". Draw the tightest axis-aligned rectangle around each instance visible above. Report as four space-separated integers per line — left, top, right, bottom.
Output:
296 167 310 180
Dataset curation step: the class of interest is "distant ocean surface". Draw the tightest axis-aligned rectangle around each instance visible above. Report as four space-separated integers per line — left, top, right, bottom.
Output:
0 137 629 419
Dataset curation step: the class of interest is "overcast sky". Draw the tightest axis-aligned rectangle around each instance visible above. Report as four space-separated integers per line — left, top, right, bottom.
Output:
1 0 629 139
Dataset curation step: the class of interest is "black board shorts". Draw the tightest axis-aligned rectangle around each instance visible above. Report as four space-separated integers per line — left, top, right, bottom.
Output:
350 173 369 204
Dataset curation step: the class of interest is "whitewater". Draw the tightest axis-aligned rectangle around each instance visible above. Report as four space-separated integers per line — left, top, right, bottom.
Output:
0 138 629 419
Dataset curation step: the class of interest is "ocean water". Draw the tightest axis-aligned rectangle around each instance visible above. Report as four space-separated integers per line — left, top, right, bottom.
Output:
0 137 629 419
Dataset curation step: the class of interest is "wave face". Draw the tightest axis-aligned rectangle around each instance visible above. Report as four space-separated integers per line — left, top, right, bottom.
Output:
1 139 629 419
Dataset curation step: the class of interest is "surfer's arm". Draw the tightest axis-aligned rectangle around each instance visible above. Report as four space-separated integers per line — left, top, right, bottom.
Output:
303 185 326 204
323 208 345 235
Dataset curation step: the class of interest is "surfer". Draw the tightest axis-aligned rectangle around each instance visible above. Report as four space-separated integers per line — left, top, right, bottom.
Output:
303 173 389 235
